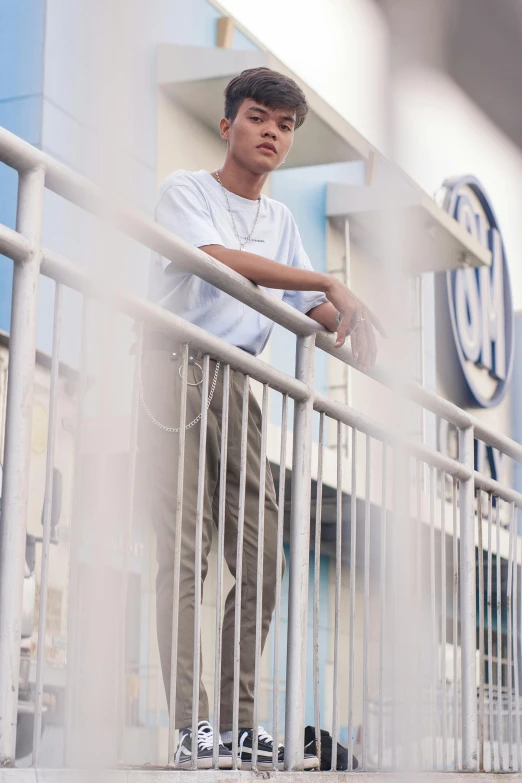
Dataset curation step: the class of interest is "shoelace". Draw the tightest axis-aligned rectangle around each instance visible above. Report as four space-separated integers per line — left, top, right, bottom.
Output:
197 721 215 751
257 726 283 750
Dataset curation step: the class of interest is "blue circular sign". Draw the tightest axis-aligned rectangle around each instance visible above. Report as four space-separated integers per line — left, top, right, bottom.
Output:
444 175 514 408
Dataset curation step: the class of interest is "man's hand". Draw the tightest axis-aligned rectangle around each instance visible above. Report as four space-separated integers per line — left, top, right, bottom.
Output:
323 277 387 372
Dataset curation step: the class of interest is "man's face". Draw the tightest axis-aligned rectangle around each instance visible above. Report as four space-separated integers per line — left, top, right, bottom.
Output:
220 99 296 173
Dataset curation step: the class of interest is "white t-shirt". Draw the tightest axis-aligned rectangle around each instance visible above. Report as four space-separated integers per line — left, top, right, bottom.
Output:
148 169 328 356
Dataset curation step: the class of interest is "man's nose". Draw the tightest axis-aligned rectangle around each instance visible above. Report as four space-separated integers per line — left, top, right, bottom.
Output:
262 126 277 140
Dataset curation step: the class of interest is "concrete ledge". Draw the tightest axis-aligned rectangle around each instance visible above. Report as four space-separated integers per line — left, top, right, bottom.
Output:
2 770 522 783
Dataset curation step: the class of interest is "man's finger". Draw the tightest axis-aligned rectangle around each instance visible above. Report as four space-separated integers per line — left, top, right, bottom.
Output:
364 311 377 367
348 304 362 358
335 312 350 348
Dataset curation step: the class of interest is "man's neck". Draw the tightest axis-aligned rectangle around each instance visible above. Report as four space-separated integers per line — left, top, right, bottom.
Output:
212 159 267 200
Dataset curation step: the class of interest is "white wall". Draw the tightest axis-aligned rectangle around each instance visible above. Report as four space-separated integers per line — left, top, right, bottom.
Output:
216 0 390 153
393 66 522 311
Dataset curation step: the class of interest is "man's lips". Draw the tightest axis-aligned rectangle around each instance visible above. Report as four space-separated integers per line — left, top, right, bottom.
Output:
257 143 277 154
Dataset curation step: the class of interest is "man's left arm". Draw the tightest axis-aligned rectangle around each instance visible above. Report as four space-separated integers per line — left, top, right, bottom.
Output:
306 301 338 333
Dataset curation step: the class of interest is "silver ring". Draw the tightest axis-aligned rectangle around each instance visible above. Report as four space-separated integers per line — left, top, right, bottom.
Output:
180 361 204 386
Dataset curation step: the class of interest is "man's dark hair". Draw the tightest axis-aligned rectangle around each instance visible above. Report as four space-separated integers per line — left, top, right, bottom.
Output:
224 67 308 129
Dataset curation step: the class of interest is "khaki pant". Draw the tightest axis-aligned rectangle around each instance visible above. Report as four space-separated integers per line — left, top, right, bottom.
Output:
138 346 284 730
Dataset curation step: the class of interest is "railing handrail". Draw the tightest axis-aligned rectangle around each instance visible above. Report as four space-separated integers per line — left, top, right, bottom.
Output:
1 125 521 466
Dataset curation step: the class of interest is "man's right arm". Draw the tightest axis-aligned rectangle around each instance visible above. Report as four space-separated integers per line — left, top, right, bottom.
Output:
200 244 386 364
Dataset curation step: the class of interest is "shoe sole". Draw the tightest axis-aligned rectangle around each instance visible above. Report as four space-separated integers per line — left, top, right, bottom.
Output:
175 758 238 770
240 757 319 771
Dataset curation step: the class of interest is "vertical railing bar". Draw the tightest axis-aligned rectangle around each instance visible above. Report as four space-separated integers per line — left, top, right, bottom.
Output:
347 428 358 771
331 419 343 771
441 470 448 770
477 488 485 771
190 354 210 769
313 412 324 769
272 393 288 770
32 283 62 764
377 441 388 771
506 502 514 771
232 375 250 770
252 383 269 771
362 434 371 770
0 166 44 766
116 321 143 763
167 345 189 765
452 477 459 771
212 363 230 768
496 496 503 771
429 466 437 769
390 452 397 771
487 492 494 771
284 335 315 771
513 507 522 772
458 426 477 771
416 459 424 770
64 296 90 767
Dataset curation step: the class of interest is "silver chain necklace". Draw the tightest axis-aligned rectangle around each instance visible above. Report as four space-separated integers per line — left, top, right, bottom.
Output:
214 169 261 251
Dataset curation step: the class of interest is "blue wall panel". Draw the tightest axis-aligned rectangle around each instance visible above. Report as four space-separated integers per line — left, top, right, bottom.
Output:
269 162 365 438
0 0 45 333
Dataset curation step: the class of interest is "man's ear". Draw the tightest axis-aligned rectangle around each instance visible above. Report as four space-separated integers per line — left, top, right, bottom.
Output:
219 117 231 142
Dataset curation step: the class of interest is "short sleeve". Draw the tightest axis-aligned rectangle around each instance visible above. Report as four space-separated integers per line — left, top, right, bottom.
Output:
282 224 329 313
156 184 223 270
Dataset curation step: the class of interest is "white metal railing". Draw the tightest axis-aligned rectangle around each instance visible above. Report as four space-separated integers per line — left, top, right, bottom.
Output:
0 125 521 773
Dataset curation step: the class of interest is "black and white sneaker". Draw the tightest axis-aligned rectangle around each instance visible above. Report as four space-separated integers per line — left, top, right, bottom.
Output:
224 726 319 770
174 720 236 769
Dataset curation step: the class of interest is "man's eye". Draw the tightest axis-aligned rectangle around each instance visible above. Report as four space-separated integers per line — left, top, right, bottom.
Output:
251 116 261 122
280 124 290 131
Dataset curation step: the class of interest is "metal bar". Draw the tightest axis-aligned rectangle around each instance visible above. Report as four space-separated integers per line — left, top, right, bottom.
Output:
362 434 371 770
231 376 249 770
32 283 62 764
116 321 143 763
487 492 494 771
252 383 269 771
459 426 478 771
272 393 288 770
212 363 230 768
285 334 315 771
167 346 189 765
496 497 503 771
506 502 514 770
378 441 388 770
0 223 30 263
347 428 357 771
1 126 522 466
441 471 448 770
331 420 343 771
312 412 324 768
474 472 522 509
41 248 308 402
512 506 520 771
452 477 459 770
429 466 438 769
0 166 44 766
191 355 210 769
416 460 424 769
63 297 89 766
477 489 485 771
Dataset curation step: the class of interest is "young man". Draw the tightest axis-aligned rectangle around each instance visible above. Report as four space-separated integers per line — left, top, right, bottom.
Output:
140 67 383 769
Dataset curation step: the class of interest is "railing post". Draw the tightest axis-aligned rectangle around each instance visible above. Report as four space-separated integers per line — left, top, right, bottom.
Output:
459 425 478 770
0 167 44 765
284 334 315 771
